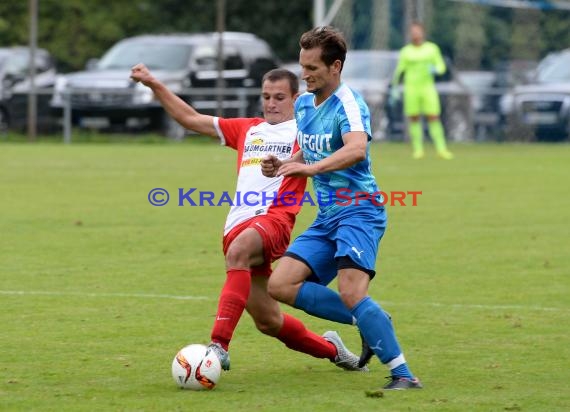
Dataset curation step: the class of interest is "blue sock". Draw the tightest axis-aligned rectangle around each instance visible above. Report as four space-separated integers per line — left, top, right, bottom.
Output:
391 363 413 379
351 296 414 379
294 282 354 325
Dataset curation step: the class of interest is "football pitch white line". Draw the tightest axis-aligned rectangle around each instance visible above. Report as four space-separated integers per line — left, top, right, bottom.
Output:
0 290 211 301
1 289 568 313
416 301 568 313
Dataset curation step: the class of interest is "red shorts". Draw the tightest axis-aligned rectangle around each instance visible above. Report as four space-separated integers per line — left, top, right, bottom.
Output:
222 214 294 277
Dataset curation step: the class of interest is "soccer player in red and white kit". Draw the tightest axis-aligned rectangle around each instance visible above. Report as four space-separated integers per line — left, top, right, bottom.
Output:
130 64 367 372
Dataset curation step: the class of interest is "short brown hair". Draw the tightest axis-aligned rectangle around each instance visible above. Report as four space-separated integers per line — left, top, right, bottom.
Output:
410 21 425 30
299 26 347 70
262 68 299 95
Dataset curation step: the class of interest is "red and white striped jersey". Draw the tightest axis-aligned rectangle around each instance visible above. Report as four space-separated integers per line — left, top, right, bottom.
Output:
213 117 306 235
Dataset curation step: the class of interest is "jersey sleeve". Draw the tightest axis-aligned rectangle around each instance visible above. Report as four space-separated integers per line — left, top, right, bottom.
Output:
338 94 372 139
213 117 263 150
431 43 446 75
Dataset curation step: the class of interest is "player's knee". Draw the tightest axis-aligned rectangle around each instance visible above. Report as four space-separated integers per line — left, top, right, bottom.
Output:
267 277 293 304
339 289 365 309
267 277 284 301
225 243 250 268
253 316 281 336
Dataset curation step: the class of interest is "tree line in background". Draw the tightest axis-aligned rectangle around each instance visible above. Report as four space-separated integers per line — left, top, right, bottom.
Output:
0 0 313 72
431 0 570 70
0 0 568 73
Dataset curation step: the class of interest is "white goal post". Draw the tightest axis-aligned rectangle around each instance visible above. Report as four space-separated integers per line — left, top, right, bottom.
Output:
313 0 346 27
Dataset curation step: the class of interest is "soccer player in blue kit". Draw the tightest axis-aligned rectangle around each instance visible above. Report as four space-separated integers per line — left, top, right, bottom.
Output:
261 26 422 390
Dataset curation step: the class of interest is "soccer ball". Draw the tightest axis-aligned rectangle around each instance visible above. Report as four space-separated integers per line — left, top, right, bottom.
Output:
171 344 222 390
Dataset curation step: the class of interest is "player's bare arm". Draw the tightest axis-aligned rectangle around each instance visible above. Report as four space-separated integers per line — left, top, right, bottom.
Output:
261 150 304 177
285 131 367 177
130 63 217 137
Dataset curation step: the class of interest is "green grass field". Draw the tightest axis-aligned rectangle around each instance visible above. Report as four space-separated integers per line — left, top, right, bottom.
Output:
1 139 569 411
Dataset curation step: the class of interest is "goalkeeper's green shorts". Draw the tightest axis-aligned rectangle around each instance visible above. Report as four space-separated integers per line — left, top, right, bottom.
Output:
403 86 441 116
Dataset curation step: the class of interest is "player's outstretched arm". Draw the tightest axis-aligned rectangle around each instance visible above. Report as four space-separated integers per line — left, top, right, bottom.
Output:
130 63 217 137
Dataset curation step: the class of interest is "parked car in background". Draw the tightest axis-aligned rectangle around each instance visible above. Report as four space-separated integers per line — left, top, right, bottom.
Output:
457 71 498 113
341 50 473 141
50 32 279 139
0 47 57 132
499 49 570 141
457 70 502 140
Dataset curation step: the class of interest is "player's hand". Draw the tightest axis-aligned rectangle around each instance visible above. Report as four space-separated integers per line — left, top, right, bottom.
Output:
276 162 316 178
428 65 437 75
389 88 401 105
261 155 283 177
130 63 154 86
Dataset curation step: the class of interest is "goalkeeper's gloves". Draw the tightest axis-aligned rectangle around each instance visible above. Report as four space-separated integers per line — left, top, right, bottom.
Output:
428 65 438 75
389 87 401 105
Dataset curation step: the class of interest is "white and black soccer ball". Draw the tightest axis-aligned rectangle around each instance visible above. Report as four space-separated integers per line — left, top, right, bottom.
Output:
171 344 221 390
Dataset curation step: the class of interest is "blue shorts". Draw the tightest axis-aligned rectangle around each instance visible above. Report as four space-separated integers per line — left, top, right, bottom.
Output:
285 203 387 284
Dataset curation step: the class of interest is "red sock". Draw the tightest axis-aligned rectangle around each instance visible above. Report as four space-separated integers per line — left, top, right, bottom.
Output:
276 314 337 360
210 269 251 351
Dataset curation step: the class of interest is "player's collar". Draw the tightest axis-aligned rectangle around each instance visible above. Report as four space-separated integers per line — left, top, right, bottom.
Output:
313 83 343 108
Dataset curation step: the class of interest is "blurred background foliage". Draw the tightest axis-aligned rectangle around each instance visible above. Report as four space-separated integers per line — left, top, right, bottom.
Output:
0 0 569 72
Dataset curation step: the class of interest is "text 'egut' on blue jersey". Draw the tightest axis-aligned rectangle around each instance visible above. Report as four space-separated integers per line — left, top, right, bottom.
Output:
294 83 382 215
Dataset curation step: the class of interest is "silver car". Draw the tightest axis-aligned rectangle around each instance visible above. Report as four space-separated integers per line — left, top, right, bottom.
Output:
499 49 570 141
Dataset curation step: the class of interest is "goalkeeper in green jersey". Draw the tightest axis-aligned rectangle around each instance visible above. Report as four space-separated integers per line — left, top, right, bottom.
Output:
391 22 454 159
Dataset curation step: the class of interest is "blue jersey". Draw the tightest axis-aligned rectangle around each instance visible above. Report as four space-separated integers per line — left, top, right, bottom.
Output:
294 83 381 216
